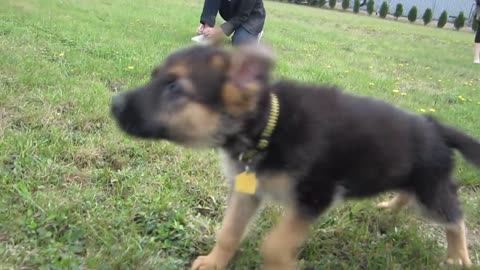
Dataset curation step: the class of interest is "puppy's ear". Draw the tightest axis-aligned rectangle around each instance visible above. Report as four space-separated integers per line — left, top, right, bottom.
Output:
222 80 260 116
228 42 274 86
222 43 274 116
204 30 227 48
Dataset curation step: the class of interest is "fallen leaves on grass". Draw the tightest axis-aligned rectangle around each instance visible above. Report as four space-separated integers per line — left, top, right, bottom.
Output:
392 90 407 96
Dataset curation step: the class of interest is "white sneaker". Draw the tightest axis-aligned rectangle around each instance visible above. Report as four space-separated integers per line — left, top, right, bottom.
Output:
191 34 207 44
257 30 264 43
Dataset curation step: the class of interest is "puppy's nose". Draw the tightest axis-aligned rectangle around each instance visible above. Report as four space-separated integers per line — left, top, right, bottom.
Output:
111 94 126 117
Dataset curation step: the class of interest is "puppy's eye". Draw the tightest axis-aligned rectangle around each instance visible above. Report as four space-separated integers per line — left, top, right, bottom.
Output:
165 81 183 97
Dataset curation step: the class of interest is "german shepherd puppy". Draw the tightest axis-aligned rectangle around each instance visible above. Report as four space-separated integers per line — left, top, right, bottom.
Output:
110 42 477 269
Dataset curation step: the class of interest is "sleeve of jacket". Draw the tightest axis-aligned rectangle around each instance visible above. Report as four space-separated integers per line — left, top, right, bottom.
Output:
221 0 257 36
200 0 221 27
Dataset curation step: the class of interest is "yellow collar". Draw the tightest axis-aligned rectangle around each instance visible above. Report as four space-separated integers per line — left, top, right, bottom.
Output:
239 93 280 163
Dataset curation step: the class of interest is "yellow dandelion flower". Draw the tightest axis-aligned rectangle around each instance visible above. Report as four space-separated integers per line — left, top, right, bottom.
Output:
58 52 64 57
429 108 436 112
392 90 400 93
419 108 426 113
369 82 375 86
128 66 134 70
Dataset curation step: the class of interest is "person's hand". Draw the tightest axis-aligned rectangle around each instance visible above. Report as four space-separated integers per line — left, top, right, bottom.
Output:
203 26 224 37
196 24 205 35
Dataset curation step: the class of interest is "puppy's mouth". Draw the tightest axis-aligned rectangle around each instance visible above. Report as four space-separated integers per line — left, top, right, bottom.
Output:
110 94 169 140
117 121 169 140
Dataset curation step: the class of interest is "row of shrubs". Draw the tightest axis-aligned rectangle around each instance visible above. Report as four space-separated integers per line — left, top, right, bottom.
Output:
271 0 476 31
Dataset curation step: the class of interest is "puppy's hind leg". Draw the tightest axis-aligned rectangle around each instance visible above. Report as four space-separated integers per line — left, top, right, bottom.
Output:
445 219 472 267
415 179 472 267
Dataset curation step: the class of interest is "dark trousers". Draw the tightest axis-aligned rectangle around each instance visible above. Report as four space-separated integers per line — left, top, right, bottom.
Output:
231 26 261 45
476 22 480 43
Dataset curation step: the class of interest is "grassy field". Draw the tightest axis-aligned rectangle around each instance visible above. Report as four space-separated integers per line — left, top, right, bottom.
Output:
1 0 480 269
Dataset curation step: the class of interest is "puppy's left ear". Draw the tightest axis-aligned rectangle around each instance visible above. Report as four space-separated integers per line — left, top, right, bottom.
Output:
222 42 275 116
228 42 274 86
204 30 227 48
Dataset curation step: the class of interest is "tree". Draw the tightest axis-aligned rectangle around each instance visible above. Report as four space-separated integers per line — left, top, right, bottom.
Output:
342 0 349 10
318 0 326 7
407 6 417 23
393 3 403 20
353 0 360 13
422 8 432 25
366 0 374 15
454 12 466 30
437 10 448 28
379 1 388 19
329 0 336 9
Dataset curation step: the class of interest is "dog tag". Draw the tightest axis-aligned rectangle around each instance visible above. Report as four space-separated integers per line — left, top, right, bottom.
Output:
234 172 257 194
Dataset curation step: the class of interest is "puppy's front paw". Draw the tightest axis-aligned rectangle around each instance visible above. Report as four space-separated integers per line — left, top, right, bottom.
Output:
446 255 473 268
262 264 295 270
191 255 227 270
376 201 392 209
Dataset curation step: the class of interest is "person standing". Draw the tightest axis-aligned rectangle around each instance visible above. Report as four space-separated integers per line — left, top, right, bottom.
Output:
474 0 480 64
196 0 266 45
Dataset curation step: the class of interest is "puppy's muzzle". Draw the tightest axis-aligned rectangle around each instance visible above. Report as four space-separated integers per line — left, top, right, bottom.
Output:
110 94 127 119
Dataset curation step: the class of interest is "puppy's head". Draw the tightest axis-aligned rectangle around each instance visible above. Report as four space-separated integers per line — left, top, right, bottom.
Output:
110 42 274 148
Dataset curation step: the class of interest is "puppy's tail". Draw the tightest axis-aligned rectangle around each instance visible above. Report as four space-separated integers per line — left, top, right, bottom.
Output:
427 115 480 167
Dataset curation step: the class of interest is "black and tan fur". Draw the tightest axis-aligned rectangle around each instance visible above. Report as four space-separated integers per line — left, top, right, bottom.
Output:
110 42 477 269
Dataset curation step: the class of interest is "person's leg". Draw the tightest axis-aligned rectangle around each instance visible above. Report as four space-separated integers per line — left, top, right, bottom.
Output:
231 26 261 46
474 23 480 64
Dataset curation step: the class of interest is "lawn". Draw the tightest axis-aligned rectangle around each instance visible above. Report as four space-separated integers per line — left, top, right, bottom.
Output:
0 0 479 269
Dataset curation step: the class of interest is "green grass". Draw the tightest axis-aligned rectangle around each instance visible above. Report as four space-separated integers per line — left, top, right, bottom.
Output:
1 0 480 269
